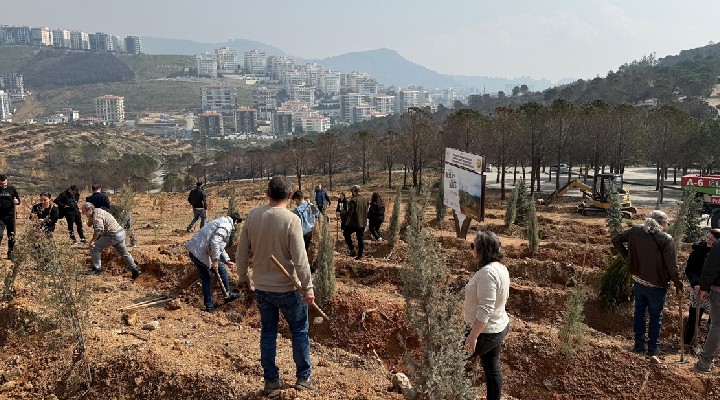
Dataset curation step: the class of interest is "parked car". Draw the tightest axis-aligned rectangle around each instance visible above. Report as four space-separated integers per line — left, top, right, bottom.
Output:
549 164 569 173
485 163 493 172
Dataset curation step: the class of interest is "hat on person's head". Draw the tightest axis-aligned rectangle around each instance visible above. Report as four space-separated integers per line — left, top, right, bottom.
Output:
228 212 243 223
350 185 361 192
291 190 304 200
650 210 668 224
196 182 203 187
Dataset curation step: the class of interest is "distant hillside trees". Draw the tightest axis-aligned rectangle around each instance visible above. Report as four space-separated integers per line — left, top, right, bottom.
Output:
21 51 134 88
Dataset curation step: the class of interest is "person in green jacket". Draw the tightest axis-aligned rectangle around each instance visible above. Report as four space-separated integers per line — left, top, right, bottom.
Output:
341 185 369 260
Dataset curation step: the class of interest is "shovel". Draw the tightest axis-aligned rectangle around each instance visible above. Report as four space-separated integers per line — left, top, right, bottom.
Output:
678 294 687 364
270 255 329 322
213 267 229 299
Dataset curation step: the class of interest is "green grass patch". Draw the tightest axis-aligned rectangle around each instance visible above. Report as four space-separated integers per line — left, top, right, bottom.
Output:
118 54 195 80
0 46 36 75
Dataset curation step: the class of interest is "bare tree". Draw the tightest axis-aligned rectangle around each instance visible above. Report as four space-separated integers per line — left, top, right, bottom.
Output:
400 108 440 188
353 130 376 184
316 131 344 189
287 136 312 191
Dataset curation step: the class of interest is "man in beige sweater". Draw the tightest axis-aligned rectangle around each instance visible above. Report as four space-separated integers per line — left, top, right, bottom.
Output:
236 176 316 395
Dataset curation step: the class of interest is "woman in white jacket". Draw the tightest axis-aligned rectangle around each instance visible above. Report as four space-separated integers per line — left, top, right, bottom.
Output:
463 231 510 400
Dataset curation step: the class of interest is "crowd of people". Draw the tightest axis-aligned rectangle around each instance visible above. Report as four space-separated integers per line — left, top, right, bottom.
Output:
7 171 720 398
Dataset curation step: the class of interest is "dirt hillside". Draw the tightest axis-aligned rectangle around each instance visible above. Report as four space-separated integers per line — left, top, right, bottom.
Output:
1 174 719 399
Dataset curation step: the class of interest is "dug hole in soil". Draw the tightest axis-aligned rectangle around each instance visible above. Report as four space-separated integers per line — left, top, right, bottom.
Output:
1 177 719 399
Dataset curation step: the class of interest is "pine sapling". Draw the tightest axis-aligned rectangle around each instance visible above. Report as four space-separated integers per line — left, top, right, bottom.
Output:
527 197 540 255
515 179 530 227
683 187 704 243
387 190 402 249
504 186 518 227
314 217 336 306
606 182 624 238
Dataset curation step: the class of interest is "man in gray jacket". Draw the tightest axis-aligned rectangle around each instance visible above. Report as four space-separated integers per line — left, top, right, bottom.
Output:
185 212 243 312
612 210 683 356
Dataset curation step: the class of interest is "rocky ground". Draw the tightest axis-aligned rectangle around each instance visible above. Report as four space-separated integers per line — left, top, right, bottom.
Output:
1 173 720 399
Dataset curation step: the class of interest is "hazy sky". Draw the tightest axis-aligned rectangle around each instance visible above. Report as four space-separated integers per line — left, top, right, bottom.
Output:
4 0 720 81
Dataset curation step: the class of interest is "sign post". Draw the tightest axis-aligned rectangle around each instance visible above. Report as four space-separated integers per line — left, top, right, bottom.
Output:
443 148 486 239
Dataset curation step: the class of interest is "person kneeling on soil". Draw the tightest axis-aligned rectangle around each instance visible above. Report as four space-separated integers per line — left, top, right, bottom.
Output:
185 213 243 312
80 202 141 280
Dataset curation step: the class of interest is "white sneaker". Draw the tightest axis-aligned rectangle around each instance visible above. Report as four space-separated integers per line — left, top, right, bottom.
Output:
378 237 384 242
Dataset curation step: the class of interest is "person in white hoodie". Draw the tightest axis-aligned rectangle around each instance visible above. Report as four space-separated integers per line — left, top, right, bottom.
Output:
463 231 510 400
185 212 242 312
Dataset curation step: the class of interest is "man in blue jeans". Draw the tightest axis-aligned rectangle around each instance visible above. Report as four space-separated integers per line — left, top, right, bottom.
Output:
612 210 683 356
236 176 317 396
185 213 242 312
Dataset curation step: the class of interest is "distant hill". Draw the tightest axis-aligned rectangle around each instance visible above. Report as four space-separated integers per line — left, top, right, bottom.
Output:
445 74 571 93
19 51 134 88
141 37 286 57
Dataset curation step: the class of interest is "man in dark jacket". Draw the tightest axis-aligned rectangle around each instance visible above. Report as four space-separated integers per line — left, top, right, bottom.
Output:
341 185 368 260
0 175 20 260
612 210 682 356
186 182 207 232
314 184 331 216
54 185 86 245
696 233 720 372
86 185 110 209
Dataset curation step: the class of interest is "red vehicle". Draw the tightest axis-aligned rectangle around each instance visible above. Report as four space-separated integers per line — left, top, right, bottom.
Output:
681 174 720 227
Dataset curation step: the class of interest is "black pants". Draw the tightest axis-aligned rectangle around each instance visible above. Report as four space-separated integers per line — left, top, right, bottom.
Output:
0 214 16 253
685 306 709 345
65 209 85 241
368 218 384 240
343 226 365 256
467 323 509 400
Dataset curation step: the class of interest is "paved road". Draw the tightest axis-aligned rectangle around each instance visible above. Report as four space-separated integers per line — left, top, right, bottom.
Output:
486 166 684 209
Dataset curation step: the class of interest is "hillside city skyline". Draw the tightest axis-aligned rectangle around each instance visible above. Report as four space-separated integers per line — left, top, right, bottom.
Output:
4 0 720 82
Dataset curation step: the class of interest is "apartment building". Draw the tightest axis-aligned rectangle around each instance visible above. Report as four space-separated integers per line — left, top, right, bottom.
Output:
274 110 294 135
198 111 223 136
125 36 142 55
318 71 341 96
215 47 238 73
195 53 218 78
340 93 365 123
268 56 294 81
0 91 11 121
235 107 257 134
52 29 71 48
30 27 53 47
70 30 90 50
292 110 319 133
201 84 236 116
373 95 395 115
301 116 330 134
302 63 324 87
0 73 26 100
95 95 125 123
395 89 420 114
0 25 31 45
352 104 375 124
252 86 278 121
90 32 112 52
243 50 267 74
111 35 125 53
288 85 315 105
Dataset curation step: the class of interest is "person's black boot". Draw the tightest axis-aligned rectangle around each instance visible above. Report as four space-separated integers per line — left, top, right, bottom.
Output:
131 268 141 280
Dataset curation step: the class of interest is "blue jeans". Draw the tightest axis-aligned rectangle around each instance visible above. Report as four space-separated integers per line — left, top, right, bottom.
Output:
187 208 206 230
255 289 311 382
467 323 509 400
91 231 136 271
633 282 667 350
189 252 230 310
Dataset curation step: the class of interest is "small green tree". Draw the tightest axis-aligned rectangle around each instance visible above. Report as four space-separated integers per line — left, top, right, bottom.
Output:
387 190 402 249
504 186 518 227
515 179 531 227
116 183 137 214
683 187 704 243
228 193 238 215
401 200 474 400
527 197 539 255
668 191 693 247
435 181 446 221
558 287 589 355
606 182 624 238
314 218 336 306
599 256 633 309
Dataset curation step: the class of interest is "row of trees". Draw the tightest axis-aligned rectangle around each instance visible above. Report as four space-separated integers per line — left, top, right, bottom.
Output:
195 100 719 203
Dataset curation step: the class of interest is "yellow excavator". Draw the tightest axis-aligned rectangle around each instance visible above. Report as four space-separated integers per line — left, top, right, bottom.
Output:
543 173 636 218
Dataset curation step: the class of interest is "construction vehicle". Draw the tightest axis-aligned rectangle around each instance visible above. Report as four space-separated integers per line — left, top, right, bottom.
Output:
543 173 637 218
681 174 720 228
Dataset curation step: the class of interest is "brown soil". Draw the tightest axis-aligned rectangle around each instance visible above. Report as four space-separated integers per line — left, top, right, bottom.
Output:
1 176 720 399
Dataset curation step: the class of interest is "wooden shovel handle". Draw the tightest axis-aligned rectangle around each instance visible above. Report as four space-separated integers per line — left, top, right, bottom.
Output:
270 255 329 321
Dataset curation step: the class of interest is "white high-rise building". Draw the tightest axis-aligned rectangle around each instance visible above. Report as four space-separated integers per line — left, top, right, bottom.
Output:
288 85 315 105
268 56 294 81
201 84 237 116
301 116 330 134
0 91 11 121
395 89 420 114
318 71 341 96
215 47 238 73
111 35 125 53
252 86 278 121
195 53 218 78
373 95 395 115
243 50 267 74
340 93 365 123
125 36 142 54
31 27 53 47
95 95 125 123
70 31 90 50
52 29 71 48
